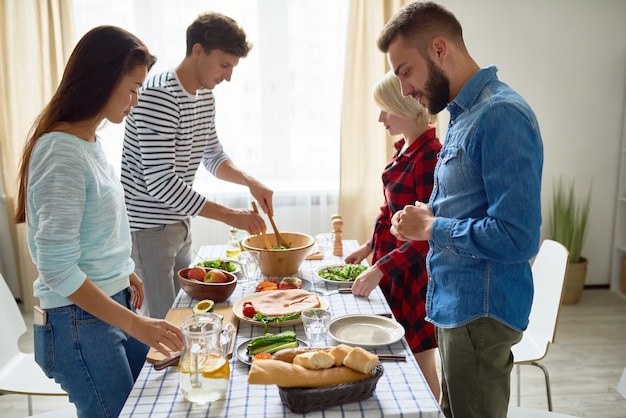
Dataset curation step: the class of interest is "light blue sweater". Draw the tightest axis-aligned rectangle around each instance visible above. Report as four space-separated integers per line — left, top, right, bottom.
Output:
27 132 134 309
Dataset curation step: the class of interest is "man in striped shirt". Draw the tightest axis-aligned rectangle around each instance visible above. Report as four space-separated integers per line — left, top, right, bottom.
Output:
121 13 273 319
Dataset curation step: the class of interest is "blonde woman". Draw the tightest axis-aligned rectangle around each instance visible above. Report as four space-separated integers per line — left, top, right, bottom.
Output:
346 70 441 400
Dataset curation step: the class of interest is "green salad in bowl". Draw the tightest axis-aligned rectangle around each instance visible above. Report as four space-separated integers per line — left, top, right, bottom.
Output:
196 258 240 274
315 263 367 285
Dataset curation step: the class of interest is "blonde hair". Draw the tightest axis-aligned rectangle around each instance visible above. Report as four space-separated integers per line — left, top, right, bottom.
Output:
372 71 432 126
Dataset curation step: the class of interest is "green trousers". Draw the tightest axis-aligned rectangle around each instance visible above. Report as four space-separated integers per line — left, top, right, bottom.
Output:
437 317 522 418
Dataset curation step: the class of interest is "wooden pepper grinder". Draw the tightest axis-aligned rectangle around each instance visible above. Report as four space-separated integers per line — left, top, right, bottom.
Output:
331 214 343 256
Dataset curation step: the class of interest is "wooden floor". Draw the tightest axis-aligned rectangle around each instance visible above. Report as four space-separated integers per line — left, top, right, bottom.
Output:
507 288 626 417
2 289 625 417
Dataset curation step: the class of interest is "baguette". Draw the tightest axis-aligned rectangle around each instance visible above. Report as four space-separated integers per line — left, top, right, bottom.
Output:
342 346 379 374
247 359 370 387
293 350 335 370
328 344 352 367
271 347 330 363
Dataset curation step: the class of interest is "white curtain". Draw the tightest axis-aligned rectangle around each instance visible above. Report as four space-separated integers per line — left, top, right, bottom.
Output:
72 0 348 252
0 0 73 306
339 0 408 245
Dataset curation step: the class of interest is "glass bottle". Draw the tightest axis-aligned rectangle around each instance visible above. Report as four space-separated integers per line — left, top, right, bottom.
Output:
178 313 231 404
225 227 241 259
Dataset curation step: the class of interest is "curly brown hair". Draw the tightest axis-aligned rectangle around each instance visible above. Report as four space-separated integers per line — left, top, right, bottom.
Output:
186 12 252 58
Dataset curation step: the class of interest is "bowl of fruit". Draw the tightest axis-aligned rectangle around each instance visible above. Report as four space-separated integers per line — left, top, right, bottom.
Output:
177 266 237 302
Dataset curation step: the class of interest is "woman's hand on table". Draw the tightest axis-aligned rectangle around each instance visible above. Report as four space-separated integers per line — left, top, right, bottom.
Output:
350 265 383 297
128 316 184 357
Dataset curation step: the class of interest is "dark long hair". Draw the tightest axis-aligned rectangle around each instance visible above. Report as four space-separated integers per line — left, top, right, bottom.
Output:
15 25 156 223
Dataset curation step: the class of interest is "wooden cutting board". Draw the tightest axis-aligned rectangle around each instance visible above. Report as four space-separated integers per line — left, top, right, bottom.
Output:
146 306 239 363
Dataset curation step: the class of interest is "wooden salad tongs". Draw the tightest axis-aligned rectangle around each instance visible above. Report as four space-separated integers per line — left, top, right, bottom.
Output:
251 201 273 250
267 212 289 248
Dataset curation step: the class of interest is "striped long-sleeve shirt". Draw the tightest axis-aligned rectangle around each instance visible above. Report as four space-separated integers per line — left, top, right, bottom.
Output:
121 69 230 230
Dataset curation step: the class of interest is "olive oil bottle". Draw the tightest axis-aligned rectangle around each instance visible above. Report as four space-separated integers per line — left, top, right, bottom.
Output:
225 227 241 258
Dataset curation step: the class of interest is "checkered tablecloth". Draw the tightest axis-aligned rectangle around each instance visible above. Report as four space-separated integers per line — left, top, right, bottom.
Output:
120 241 442 417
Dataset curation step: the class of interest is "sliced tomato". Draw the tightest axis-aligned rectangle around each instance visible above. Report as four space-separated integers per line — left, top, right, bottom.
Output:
242 301 256 318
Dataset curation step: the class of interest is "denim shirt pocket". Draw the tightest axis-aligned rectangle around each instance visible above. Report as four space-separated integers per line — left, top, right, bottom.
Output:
437 145 469 196
33 323 55 375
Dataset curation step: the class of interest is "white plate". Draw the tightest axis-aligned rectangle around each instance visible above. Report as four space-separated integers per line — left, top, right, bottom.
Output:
232 291 329 327
328 314 405 347
236 338 308 366
314 264 367 287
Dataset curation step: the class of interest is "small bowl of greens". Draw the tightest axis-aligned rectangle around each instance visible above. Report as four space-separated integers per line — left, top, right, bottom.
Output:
315 263 367 287
196 258 241 275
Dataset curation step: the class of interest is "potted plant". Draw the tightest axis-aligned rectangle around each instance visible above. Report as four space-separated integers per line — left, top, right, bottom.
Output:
548 177 591 304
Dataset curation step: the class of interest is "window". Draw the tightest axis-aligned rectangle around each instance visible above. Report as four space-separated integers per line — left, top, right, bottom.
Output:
71 0 348 199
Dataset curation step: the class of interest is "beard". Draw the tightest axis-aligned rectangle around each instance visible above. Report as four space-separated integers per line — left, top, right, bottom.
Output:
422 58 450 114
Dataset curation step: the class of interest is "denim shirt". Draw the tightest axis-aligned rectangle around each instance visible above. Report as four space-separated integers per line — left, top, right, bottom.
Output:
426 66 543 332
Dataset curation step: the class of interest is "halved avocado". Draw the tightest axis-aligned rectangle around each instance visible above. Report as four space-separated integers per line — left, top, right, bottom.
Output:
193 299 215 314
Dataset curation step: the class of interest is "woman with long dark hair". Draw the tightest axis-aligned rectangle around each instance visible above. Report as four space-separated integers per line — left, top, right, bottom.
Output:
15 26 183 417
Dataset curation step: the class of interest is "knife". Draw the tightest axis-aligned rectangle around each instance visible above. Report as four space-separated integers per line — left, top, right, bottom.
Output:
153 351 182 371
376 354 406 361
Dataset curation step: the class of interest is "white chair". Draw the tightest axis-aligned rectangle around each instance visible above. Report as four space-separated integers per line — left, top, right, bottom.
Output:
26 405 77 418
618 366 626 399
0 274 68 416
512 239 569 411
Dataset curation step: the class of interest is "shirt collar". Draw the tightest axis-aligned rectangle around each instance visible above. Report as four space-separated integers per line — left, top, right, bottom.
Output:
447 65 498 118
393 126 438 156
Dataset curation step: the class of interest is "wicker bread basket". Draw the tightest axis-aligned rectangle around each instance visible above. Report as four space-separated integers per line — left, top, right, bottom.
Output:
278 364 384 413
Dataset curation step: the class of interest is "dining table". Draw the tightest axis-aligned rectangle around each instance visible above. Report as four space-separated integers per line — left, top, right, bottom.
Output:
120 240 443 418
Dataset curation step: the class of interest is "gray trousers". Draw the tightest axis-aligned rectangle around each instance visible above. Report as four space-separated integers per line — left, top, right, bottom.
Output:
131 219 193 319
437 317 522 418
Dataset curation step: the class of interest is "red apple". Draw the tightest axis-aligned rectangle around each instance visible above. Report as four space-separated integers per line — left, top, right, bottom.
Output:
187 267 207 282
204 269 229 283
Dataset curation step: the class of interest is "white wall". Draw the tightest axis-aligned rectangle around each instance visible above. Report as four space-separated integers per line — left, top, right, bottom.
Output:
434 0 626 285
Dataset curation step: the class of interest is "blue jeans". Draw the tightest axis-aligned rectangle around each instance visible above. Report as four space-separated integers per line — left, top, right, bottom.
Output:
34 288 149 418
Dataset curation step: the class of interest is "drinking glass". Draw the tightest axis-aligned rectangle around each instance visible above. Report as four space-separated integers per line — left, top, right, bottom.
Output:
301 308 332 347
315 233 335 264
238 250 260 288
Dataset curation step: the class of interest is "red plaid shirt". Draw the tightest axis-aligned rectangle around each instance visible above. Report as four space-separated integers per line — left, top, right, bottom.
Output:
367 126 441 352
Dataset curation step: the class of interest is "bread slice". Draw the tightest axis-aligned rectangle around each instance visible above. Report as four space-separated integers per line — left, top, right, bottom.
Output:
293 350 335 370
328 344 352 367
342 346 379 374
